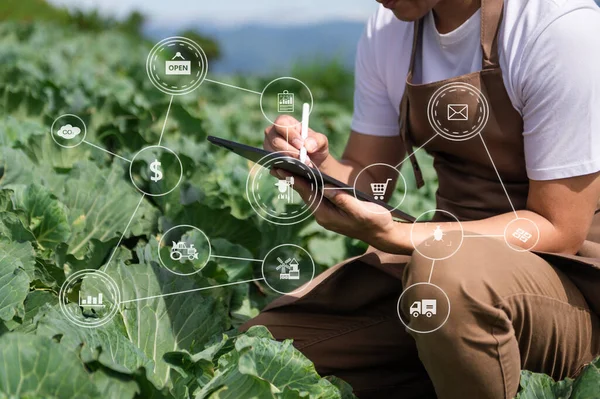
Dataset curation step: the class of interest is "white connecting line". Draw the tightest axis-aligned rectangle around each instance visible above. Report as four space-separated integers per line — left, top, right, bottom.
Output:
393 133 519 223
210 254 263 263
463 234 504 238
64 76 278 310
82 139 132 163
120 277 265 304
479 135 519 219
102 193 146 271
101 93 173 272
157 95 174 146
428 259 436 283
205 78 263 96
395 134 438 169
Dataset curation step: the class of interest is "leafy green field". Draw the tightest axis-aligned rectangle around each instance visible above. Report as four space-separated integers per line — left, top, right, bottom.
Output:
0 19 597 399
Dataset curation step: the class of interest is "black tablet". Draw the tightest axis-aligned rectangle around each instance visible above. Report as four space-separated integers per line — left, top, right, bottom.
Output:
208 136 415 222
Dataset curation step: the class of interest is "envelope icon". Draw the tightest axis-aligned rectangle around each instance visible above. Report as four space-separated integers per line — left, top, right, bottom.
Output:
447 104 469 121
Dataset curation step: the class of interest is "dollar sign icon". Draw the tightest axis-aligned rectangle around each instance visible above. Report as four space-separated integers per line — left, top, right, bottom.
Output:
150 159 163 182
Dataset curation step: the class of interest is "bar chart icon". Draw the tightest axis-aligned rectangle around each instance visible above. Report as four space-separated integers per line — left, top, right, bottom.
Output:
79 292 105 308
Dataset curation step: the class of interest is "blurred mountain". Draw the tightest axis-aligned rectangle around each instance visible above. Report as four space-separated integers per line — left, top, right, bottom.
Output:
142 0 600 75
144 21 365 75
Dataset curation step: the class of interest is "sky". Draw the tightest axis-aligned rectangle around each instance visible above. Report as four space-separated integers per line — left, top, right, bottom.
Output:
47 0 379 27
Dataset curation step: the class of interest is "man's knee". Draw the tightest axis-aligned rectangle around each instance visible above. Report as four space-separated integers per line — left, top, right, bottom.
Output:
403 234 508 316
404 230 480 286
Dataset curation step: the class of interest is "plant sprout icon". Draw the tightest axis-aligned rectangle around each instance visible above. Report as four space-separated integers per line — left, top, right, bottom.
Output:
425 225 452 246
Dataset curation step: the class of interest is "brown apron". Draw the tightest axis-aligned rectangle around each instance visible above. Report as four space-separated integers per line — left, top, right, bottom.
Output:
394 0 600 314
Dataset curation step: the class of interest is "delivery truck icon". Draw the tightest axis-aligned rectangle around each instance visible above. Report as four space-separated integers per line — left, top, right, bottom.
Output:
410 299 437 318
166 52 191 75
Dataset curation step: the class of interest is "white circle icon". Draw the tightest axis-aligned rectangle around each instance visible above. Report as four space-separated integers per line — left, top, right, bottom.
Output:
158 225 212 276
260 77 314 128
397 282 451 334
410 209 464 261
352 163 407 215
146 36 208 96
59 269 121 328
129 146 183 197
262 244 315 295
51 114 87 148
504 218 540 252
246 152 324 225
427 82 490 141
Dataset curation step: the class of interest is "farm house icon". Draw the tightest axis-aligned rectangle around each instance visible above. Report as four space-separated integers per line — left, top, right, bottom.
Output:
170 241 199 262
276 257 300 280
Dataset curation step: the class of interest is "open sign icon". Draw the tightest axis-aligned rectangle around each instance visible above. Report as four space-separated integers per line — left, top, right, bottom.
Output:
166 52 191 75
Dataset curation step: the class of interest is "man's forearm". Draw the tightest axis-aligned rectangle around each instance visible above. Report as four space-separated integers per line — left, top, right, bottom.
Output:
378 210 583 256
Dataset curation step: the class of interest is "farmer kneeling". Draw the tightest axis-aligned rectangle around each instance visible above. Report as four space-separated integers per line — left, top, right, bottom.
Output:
243 0 600 397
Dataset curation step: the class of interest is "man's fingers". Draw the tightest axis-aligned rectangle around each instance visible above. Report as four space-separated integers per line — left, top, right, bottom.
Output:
265 134 296 153
288 173 313 203
264 117 329 169
304 137 318 152
273 172 351 230
273 115 301 131
267 115 304 149
323 186 390 216
275 170 321 212
322 189 356 214
304 132 328 154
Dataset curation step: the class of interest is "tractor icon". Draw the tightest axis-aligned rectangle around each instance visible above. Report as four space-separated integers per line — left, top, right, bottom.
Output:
170 241 199 262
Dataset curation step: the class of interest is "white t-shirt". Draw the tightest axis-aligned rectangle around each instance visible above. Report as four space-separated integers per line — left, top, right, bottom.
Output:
351 0 600 180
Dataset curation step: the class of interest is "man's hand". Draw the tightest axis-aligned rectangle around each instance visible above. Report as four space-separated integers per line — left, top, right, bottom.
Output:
273 169 403 252
264 115 330 167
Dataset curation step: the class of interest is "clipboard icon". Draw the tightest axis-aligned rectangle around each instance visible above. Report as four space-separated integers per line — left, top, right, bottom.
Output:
278 90 295 113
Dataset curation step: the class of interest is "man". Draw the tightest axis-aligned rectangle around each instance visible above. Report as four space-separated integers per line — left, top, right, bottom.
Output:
243 0 600 397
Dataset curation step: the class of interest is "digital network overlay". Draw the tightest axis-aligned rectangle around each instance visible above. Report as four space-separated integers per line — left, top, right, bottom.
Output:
51 36 539 332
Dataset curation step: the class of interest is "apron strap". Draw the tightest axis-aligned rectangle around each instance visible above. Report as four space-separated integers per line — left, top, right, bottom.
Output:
481 0 504 69
399 19 426 189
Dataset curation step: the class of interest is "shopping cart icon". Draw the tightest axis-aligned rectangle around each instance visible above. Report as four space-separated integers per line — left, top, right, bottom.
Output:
371 178 393 200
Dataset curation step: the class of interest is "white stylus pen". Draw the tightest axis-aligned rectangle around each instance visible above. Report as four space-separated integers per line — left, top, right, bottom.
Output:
300 103 310 163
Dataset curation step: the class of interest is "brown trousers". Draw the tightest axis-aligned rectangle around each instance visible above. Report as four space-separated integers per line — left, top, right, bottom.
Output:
242 234 600 399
